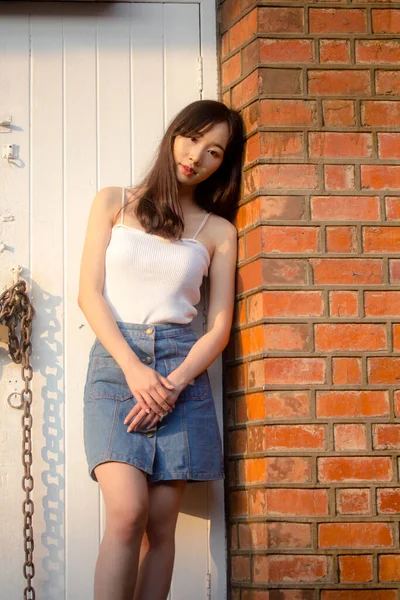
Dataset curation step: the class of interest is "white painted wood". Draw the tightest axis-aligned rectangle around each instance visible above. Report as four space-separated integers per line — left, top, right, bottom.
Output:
0 3 225 599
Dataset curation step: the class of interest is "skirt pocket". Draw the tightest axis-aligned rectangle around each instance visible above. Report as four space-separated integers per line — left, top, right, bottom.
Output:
89 356 133 401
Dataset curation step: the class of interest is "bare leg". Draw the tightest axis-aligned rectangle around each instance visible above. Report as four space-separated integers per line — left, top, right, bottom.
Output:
93 462 149 600
133 481 187 600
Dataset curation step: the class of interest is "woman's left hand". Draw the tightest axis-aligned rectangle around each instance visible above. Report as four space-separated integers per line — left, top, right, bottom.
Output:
125 372 185 432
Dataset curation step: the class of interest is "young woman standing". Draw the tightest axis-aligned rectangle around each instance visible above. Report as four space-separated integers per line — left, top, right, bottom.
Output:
78 100 245 600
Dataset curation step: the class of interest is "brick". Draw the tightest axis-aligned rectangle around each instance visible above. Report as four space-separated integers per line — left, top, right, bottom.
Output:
253 554 330 584
310 8 367 33
222 52 241 87
378 133 400 159
261 99 316 126
322 593 396 600
365 291 400 316
259 132 304 159
339 555 373 583
379 555 400 582
258 7 304 34
241 38 259 73
229 9 257 51
265 488 329 516
244 165 260 196
260 68 303 96
243 592 314 600
337 489 371 515
220 0 241 31
229 429 247 454
238 458 267 484
242 101 259 134
319 522 393 548
374 424 400 449
231 555 251 582
334 424 367 450
260 225 319 253
311 196 380 221
373 9 400 33
329 291 359 317
309 132 373 159
378 488 400 516
264 391 311 419
260 39 313 64
311 259 383 284
265 424 326 450
265 457 313 483
227 363 247 392
231 524 238 550
332 357 362 384
260 164 318 190
363 226 400 253
316 391 389 418
263 323 312 351
356 40 400 64
239 522 311 550
236 258 263 293
386 197 400 220
324 165 355 191
390 259 400 283
318 457 392 482
362 101 400 127
315 324 387 351
262 291 324 318
262 258 308 285
323 100 355 127
369 357 400 384
231 490 249 516
376 70 400 95
265 358 326 384
248 426 266 453
232 70 259 108
309 70 370 95
236 392 266 422
326 227 357 253
249 488 266 516
320 39 350 64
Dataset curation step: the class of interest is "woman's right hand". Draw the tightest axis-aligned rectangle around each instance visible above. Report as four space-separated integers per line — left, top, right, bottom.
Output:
124 362 175 417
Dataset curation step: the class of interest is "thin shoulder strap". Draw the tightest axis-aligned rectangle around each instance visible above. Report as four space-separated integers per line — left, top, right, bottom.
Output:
120 187 125 224
192 212 211 240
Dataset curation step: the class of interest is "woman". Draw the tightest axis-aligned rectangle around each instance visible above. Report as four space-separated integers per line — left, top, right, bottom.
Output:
78 99 245 600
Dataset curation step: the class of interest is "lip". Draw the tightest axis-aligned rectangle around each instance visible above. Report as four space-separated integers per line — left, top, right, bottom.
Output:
181 164 196 176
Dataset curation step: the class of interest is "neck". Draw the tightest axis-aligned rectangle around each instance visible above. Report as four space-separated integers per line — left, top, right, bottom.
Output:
177 183 198 211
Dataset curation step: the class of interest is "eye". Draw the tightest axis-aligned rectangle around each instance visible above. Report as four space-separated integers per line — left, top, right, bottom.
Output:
209 150 220 158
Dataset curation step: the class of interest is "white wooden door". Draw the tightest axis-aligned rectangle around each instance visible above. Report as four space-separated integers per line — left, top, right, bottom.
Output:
0 3 224 599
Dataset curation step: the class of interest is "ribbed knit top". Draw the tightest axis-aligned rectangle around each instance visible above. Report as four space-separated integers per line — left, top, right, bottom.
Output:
102 187 211 324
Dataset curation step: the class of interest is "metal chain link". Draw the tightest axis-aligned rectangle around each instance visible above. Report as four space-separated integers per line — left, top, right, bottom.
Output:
0 278 36 600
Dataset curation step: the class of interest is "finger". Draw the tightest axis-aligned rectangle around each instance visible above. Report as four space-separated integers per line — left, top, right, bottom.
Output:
160 375 175 390
149 387 174 413
141 390 165 417
128 410 150 432
124 404 142 425
135 392 152 414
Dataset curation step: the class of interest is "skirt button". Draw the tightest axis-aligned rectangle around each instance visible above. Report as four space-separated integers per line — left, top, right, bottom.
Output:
145 356 152 364
145 327 154 335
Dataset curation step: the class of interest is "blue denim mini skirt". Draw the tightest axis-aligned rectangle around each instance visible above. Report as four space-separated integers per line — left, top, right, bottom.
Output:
83 321 224 484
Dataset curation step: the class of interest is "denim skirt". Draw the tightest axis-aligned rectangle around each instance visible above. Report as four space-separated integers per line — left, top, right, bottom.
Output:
83 321 224 484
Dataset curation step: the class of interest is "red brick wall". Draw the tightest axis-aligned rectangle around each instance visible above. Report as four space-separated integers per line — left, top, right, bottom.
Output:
220 1 400 598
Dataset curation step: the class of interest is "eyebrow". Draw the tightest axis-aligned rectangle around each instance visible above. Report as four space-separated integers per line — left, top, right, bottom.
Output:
214 143 226 152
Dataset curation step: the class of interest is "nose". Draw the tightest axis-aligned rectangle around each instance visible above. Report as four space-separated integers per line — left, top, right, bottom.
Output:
189 151 201 167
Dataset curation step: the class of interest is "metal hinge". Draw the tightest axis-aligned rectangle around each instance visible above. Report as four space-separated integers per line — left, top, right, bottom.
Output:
197 56 203 93
206 572 211 598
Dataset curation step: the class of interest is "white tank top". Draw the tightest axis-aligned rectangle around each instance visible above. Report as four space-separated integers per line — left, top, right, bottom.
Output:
102 187 211 324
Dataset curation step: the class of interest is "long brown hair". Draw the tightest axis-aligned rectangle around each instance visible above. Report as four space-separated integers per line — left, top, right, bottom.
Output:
117 100 245 240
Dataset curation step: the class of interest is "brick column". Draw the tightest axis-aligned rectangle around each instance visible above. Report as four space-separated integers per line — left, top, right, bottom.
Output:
220 1 400 598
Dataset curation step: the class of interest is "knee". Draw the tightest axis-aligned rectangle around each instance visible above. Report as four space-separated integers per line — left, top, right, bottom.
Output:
107 504 149 545
145 519 176 548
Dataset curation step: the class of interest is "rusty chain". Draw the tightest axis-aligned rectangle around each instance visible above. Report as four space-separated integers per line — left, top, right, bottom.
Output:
0 278 36 600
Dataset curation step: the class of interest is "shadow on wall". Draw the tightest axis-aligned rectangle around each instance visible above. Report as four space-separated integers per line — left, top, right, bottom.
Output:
33 279 65 600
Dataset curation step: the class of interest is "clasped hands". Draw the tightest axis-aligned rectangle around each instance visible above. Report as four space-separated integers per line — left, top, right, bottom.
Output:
123 362 185 432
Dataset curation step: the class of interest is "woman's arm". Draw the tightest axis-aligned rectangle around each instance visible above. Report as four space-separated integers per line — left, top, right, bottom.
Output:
78 186 174 416
125 217 238 432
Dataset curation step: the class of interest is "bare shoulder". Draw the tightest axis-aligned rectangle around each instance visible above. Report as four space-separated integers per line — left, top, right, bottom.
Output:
208 213 237 248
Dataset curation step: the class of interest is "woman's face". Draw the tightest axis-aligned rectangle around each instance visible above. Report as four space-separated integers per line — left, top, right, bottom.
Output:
173 121 230 186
